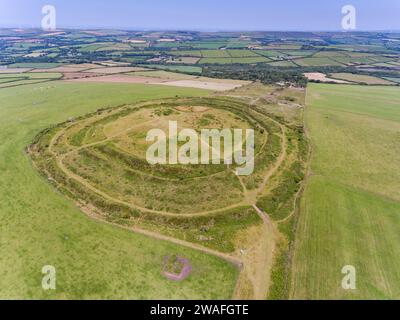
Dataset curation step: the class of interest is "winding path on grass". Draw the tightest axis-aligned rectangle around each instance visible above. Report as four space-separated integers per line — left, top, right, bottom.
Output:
80 204 244 267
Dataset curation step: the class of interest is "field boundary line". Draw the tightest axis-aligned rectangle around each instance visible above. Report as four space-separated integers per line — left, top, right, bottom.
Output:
288 86 314 299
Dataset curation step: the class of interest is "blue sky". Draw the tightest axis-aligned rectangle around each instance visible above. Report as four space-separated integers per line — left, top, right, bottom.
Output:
0 0 399 31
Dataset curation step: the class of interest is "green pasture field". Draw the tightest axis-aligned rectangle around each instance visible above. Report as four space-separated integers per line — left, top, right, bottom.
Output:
372 62 398 68
295 57 344 67
0 73 63 88
191 41 228 49
313 51 349 58
201 50 231 58
47 53 59 58
199 58 233 64
199 57 270 64
6 63 62 69
169 50 203 57
0 72 62 79
291 84 400 299
226 50 260 58
252 50 283 58
266 44 302 50
78 42 111 52
157 41 228 49
6 43 44 52
329 73 394 85
0 79 50 88
0 77 20 83
368 56 396 63
333 57 377 65
95 44 132 52
383 77 400 83
234 57 271 63
0 81 240 299
226 40 252 48
144 64 202 74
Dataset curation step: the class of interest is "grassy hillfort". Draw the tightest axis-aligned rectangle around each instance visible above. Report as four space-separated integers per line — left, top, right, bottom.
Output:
0 28 400 299
28 89 308 299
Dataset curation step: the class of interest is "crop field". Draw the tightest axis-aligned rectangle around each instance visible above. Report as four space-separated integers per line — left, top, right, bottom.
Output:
291 84 400 299
254 50 283 58
0 81 246 299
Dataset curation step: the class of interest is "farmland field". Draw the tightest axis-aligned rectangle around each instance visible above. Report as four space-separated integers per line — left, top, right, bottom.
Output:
329 73 394 85
144 65 202 74
0 81 242 299
291 84 400 299
199 57 270 64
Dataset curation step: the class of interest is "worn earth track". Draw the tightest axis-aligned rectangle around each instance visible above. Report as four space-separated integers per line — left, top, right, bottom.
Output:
81 204 244 267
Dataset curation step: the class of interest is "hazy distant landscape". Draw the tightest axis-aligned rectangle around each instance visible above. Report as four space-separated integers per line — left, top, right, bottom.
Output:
1 0 400 301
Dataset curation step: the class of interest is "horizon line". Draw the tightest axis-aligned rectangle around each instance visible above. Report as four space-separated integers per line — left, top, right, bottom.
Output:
1 26 400 33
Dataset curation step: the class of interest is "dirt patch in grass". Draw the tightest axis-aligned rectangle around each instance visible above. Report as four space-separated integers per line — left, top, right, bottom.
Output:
304 72 350 84
175 105 210 113
64 73 249 91
61 72 104 80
